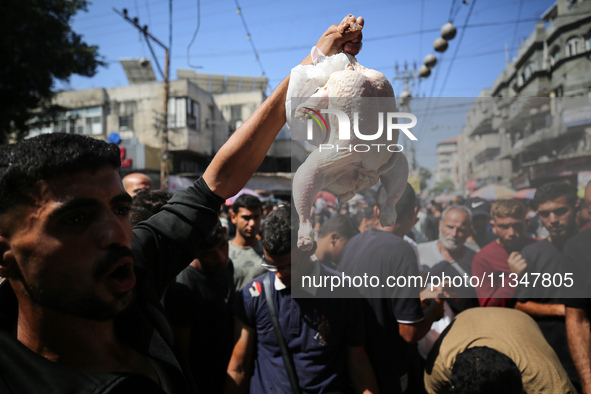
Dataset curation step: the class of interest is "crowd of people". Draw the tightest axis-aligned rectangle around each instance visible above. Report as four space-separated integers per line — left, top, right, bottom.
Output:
1 14 591 394
118 167 591 393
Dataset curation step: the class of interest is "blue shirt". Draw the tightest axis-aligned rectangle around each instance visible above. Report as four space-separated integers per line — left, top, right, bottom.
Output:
234 266 365 393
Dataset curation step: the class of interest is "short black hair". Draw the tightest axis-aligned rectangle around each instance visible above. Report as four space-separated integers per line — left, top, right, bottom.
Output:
129 206 153 227
451 346 523 394
533 181 578 210
132 189 172 215
261 207 294 256
0 133 120 215
197 221 226 251
395 183 417 222
231 194 262 214
318 214 359 240
354 206 375 228
376 183 417 223
129 189 172 227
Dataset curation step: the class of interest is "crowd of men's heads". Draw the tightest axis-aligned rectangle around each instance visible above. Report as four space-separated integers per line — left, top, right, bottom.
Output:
3 133 590 393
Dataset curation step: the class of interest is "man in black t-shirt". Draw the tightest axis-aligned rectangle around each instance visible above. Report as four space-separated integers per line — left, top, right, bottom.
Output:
163 221 235 393
338 184 444 393
564 228 591 394
515 181 580 390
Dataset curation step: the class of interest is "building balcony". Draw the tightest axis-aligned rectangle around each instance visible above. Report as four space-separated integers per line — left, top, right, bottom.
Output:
465 133 501 157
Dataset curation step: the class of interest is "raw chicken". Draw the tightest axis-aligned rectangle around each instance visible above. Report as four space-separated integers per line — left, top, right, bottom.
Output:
288 44 409 251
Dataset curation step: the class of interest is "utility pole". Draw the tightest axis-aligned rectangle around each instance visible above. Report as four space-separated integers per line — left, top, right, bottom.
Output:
114 8 170 191
392 62 419 170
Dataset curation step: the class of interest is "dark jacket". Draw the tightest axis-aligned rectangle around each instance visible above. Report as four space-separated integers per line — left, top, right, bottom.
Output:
0 177 224 394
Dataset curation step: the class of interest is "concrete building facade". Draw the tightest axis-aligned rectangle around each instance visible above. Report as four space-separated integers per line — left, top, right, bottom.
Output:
434 136 460 190
456 0 591 192
31 63 306 193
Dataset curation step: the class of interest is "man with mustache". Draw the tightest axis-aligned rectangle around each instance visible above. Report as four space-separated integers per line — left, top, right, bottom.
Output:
228 194 266 291
418 205 476 283
416 205 478 359
0 16 365 393
514 181 581 391
471 199 536 308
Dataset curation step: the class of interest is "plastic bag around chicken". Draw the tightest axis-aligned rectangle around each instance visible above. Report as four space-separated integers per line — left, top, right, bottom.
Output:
285 47 353 146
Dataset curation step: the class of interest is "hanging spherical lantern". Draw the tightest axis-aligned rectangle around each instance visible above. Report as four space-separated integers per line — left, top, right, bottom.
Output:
398 90 411 106
441 22 457 41
418 65 431 78
434 37 448 53
424 53 437 68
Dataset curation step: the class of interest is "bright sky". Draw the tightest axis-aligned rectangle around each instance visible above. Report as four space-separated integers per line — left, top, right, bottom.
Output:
61 0 556 170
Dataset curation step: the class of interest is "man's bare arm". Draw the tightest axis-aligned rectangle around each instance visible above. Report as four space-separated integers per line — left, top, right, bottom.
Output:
224 318 255 394
515 301 565 317
202 17 364 199
399 296 444 343
567 307 591 393
347 345 380 393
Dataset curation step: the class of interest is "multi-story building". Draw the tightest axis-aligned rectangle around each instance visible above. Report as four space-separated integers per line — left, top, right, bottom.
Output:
434 136 460 190
31 60 306 193
458 91 512 192
458 0 591 191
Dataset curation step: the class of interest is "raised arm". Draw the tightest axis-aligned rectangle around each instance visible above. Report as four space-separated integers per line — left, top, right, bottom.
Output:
203 16 364 199
567 306 591 393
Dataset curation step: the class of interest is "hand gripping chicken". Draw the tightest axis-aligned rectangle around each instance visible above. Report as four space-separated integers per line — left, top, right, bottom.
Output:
287 15 409 251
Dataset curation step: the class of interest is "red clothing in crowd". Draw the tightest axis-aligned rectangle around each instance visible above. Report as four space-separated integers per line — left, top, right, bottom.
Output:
472 237 537 307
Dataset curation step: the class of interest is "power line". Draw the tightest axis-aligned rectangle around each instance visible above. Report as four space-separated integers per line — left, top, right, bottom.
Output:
509 0 525 60
415 0 477 143
233 0 271 91
437 0 477 96
133 0 148 57
144 0 153 26
448 0 465 23
169 0 172 69
186 0 202 69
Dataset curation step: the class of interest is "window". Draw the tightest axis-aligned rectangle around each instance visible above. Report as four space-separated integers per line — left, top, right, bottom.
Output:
119 115 134 131
116 101 136 133
85 116 102 135
187 99 200 130
55 106 103 136
55 120 68 133
565 37 581 57
550 46 561 66
523 62 535 81
168 97 187 128
585 32 591 51
168 97 202 130
230 105 242 122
